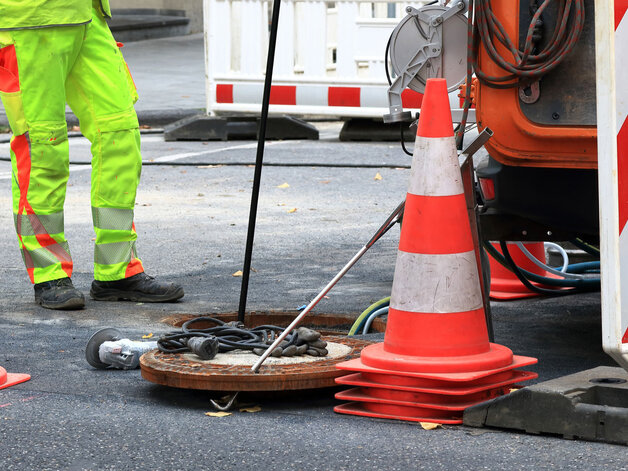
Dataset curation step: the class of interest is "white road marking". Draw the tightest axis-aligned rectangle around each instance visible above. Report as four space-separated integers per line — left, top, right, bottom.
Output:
0 140 296 180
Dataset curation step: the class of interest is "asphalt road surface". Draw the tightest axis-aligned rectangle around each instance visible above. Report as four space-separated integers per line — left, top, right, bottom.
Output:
0 125 625 470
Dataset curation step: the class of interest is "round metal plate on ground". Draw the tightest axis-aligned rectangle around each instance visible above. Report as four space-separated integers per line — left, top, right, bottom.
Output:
140 336 375 391
388 5 468 94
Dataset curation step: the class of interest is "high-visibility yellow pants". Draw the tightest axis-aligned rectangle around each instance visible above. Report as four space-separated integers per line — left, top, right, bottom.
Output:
0 6 145 283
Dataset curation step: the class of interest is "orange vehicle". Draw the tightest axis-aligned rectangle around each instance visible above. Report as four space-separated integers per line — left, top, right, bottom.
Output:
472 0 599 240
385 0 598 241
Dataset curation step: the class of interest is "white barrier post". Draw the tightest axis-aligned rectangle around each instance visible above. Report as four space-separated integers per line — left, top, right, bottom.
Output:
203 0 470 120
595 0 628 371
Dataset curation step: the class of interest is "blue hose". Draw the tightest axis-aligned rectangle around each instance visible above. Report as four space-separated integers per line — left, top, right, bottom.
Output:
485 242 600 290
362 306 389 334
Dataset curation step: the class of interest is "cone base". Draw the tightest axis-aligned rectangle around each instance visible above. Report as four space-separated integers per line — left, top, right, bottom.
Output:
334 401 464 424
0 367 30 390
490 288 541 300
359 342 519 374
491 274 568 300
335 369 538 396
334 354 537 424
335 387 505 411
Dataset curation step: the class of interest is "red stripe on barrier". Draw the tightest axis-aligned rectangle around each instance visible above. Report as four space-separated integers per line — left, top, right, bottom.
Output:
399 193 474 254
615 0 628 29
618 117 628 234
216 84 233 104
270 85 297 105
401 89 423 109
328 87 360 107
383 307 490 358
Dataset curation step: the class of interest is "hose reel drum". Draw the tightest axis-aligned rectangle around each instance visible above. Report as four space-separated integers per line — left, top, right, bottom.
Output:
384 1 469 123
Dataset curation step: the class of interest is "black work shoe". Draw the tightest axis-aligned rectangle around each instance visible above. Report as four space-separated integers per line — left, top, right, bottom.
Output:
90 272 184 303
34 278 85 310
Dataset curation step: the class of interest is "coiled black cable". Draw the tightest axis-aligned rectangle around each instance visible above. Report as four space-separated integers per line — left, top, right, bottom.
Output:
473 0 585 88
157 316 297 354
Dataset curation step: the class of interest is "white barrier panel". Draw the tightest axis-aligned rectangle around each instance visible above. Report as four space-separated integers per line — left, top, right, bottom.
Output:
595 0 628 371
203 0 470 119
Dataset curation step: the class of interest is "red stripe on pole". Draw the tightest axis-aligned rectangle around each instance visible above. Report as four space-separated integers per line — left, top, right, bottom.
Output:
615 0 628 29
401 89 423 109
269 85 297 105
399 193 474 254
618 117 628 234
328 87 360 107
216 84 233 103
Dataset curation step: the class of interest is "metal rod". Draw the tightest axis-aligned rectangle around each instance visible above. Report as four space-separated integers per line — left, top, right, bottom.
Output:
251 201 405 373
237 0 283 323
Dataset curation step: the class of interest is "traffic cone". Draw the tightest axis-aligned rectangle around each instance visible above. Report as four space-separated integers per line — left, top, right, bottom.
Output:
0 366 30 391
489 242 553 300
334 79 537 424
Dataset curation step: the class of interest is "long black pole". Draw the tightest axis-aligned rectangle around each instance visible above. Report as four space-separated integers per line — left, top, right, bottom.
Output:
238 0 282 323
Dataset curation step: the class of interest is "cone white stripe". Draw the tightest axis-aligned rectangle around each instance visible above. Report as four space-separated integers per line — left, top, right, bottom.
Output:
407 136 463 197
389 250 484 314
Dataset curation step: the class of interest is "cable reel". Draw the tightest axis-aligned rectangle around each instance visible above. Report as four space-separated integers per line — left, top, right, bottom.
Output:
384 0 469 123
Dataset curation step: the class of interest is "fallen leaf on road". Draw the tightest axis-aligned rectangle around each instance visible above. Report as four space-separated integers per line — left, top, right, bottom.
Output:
374 172 383 181
319 180 331 184
232 270 243 277
240 406 262 413
142 333 154 339
277 182 290 188
288 208 297 213
205 411 232 417
420 422 442 430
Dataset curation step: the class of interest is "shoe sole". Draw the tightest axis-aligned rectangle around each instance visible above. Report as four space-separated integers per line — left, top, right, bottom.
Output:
89 287 184 303
36 297 85 310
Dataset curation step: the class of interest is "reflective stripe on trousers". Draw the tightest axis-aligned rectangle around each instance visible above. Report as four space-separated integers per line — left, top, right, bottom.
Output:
92 206 143 280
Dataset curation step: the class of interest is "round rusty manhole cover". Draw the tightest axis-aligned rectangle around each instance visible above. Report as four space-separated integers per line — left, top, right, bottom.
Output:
140 336 374 391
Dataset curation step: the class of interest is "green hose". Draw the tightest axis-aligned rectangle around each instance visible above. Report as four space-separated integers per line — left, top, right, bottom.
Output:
349 297 390 335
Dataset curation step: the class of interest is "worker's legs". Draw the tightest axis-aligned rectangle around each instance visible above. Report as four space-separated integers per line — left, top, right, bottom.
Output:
65 8 144 282
0 27 85 309
66 8 183 302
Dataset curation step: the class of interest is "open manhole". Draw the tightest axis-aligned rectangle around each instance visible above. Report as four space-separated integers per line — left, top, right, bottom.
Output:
141 312 380 391
160 311 386 334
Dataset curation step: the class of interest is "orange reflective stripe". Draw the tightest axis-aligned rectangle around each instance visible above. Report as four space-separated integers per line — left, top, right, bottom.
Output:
12 133 72 279
0 44 19 93
398 193 474 255
125 258 144 278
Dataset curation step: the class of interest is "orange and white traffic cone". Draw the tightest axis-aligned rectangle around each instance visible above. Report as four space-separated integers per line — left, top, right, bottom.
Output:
334 79 537 424
489 242 553 300
0 366 30 391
